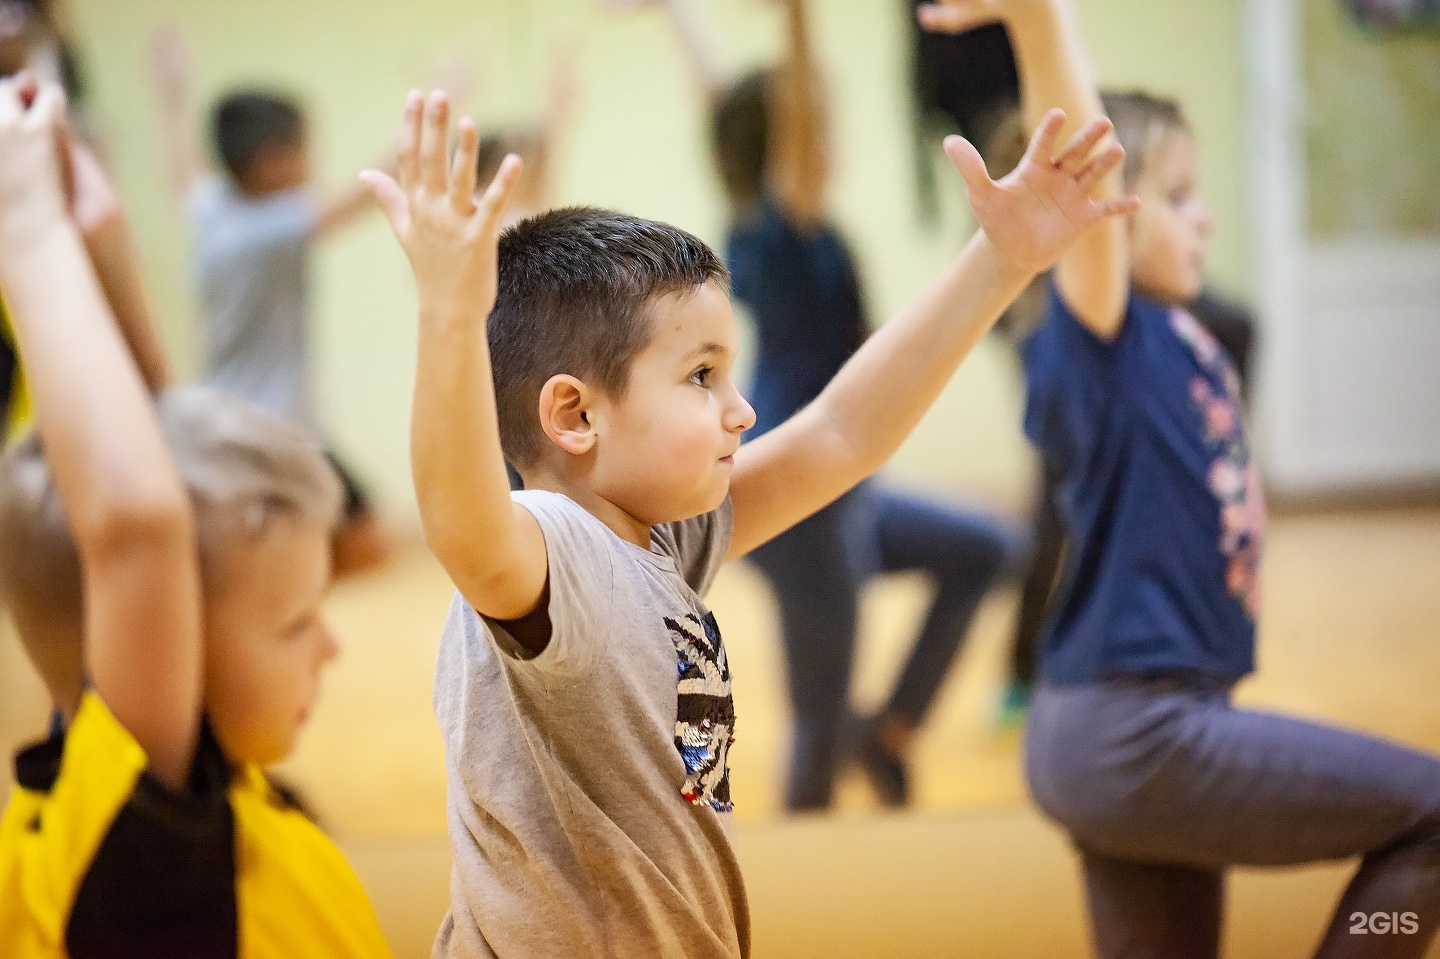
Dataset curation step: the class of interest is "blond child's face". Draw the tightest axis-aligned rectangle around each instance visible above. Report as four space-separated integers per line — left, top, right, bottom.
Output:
203 521 338 767
587 280 755 526
1128 131 1214 305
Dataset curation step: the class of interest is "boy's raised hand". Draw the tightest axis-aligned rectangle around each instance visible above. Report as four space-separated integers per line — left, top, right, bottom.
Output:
361 90 522 321
0 76 68 251
945 109 1136 276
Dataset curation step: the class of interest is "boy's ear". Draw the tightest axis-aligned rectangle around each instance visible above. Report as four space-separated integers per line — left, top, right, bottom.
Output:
537 374 597 457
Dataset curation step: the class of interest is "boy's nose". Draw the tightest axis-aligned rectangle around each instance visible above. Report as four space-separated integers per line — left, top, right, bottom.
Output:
727 391 756 434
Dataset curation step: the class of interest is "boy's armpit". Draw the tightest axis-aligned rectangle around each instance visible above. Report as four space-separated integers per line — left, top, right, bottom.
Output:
489 575 553 658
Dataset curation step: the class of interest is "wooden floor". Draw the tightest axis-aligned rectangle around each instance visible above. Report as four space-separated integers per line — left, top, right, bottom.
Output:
3 503 1439 956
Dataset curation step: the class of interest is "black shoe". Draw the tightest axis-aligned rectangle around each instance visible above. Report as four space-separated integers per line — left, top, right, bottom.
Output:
853 715 910 808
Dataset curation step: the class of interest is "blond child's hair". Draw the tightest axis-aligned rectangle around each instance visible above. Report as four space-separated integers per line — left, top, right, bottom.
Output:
981 91 1191 191
0 386 343 696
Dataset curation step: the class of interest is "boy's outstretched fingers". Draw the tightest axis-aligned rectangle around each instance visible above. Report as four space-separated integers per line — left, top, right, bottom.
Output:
448 117 480 213
419 90 450 194
941 134 994 204
396 90 423 192
1075 143 1127 197
1021 108 1067 169
359 168 407 236
1051 117 1112 175
476 154 523 236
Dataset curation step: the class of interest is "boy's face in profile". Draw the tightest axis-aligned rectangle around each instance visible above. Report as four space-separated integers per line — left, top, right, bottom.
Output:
202 521 338 766
585 280 755 526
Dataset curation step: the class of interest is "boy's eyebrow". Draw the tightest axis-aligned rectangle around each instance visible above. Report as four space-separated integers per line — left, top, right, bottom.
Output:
682 342 729 362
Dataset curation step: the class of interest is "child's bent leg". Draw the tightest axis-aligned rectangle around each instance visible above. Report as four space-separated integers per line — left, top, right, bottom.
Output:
749 492 864 811
870 488 1028 728
1027 681 1440 958
1080 849 1224 959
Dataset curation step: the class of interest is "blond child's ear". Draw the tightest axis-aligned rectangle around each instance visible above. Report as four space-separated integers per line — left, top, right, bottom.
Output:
537 374 598 456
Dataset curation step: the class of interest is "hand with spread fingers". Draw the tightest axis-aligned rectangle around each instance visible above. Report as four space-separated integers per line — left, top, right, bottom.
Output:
944 108 1136 277
361 89 523 323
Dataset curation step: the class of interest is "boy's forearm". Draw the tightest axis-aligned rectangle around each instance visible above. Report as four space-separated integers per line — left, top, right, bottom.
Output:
411 307 522 567
812 231 1032 477
0 223 187 542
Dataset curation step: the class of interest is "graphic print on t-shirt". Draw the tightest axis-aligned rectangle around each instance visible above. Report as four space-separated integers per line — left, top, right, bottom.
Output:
1170 307 1267 617
664 612 736 812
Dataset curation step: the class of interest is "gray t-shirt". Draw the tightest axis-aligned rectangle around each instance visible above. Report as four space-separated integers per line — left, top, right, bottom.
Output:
432 490 749 959
190 179 319 430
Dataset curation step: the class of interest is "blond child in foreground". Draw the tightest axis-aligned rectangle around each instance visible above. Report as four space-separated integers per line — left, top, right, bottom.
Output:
0 76 391 958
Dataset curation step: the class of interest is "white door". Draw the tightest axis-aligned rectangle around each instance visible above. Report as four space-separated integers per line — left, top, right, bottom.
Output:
1249 0 1440 494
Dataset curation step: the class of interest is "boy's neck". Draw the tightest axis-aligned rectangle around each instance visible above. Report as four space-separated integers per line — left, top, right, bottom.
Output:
519 468 654 550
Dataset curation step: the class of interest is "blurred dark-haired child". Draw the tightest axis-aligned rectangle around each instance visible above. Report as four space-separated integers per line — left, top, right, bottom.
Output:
148 25 392 578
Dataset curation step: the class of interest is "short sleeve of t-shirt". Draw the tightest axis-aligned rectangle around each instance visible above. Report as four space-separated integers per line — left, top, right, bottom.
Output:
486 490 619 674
189 179 319 258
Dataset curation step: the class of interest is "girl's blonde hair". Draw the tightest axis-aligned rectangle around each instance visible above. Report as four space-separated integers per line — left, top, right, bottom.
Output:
981 90 1191 190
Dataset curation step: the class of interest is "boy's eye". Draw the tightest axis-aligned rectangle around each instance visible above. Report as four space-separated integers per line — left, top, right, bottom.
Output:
690 366 713 387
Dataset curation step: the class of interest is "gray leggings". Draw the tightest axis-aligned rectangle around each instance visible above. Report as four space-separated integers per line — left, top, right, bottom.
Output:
1027 678 1440 959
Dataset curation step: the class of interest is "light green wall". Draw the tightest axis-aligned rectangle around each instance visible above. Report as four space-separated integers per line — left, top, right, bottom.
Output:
69 0 1248 519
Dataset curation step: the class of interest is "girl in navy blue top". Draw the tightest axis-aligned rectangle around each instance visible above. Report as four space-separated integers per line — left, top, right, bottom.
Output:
921 1 1440 954
629 0 1027 810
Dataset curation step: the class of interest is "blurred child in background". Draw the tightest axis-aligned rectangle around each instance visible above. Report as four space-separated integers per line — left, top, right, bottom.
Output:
920 0 1440 955
907 6 1258 728
149 26 393 578
0 74 391 957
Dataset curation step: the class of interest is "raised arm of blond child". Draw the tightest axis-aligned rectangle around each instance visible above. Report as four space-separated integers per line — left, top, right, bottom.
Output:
724 110 1135 559
360 91 538 622
920 0 1128 339
0 78 203 789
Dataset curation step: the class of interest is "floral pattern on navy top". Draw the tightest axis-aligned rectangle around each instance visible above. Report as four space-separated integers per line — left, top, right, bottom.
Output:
1170 307 1266 618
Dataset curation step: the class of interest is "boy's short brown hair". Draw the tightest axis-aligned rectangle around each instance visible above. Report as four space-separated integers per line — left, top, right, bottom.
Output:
0 386 343 690
489 207 728 469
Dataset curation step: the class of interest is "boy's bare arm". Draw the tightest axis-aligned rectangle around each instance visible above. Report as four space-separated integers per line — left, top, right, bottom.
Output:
148 24 202 202
362 91 546 620
768 0 828 226
920 0 1129 338
728 114 1134 559
0 80 202 788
